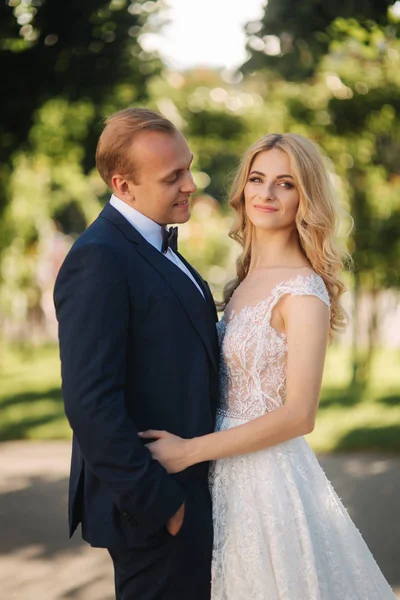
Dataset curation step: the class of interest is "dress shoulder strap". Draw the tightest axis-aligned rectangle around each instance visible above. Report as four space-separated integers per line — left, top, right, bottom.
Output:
269 273 330 311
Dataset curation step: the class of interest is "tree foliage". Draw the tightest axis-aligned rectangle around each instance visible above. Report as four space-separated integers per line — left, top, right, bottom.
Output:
243 0 397 80
0 0 162 216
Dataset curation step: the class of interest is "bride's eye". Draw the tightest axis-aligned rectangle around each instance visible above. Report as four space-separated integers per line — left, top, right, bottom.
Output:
248 176 261 183
279 180 294 189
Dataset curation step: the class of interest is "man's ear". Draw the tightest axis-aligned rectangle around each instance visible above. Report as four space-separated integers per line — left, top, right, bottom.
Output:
111 174 135 202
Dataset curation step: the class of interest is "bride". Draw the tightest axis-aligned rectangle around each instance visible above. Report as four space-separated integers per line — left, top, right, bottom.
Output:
139 133 396 599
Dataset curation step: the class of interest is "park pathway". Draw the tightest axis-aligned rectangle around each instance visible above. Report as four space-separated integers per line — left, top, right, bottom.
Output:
0 441 399 599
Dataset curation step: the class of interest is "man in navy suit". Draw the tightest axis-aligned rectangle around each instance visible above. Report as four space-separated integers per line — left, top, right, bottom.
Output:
54 108 219 599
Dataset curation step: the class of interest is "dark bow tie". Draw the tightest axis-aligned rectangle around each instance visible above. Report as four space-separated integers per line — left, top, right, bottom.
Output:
161 226 178 254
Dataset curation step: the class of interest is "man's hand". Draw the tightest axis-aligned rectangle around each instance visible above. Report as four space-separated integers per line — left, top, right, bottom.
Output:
166 502 185 536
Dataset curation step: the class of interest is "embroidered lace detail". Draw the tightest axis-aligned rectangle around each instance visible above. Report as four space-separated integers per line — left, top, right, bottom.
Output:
217 274 330 421
210 424 396 600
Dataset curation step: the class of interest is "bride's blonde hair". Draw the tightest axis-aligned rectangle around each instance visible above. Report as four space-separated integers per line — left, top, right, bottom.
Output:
222 133 350 340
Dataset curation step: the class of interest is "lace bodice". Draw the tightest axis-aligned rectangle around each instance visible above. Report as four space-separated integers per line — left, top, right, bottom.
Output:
217 274 330 421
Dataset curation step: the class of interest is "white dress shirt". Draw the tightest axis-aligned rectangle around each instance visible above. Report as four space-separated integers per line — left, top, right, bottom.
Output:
110 195 205 298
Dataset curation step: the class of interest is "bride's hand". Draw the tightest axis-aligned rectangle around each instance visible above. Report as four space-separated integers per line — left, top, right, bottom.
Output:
138 430 191 474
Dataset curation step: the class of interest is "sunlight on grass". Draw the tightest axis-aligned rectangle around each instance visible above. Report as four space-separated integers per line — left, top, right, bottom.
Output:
0 344 71 441
0 343 399 451
307 346 400 453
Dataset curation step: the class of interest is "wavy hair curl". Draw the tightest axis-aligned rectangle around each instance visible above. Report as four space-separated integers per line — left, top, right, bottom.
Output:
222 133 350 340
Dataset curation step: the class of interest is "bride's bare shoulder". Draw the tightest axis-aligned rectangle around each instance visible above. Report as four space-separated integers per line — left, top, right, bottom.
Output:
265 265 317 288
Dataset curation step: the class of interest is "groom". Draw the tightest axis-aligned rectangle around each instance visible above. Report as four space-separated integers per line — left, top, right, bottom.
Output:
54 108 219 599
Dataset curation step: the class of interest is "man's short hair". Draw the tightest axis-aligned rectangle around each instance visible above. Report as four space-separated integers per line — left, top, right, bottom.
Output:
96 107 177 187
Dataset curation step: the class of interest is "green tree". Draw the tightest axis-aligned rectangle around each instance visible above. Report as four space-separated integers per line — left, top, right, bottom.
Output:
0 0 162 220
243 0 396 80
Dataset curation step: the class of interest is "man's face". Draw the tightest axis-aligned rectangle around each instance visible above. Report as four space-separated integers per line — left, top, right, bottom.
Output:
112 130 197 225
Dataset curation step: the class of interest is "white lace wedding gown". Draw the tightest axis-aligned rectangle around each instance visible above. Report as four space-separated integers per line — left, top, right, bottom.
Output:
210 274 396 600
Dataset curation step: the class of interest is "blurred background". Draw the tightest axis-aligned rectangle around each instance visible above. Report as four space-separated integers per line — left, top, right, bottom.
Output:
0 0 399 598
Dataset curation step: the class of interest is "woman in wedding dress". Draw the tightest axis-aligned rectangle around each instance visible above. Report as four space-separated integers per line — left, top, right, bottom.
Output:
139 133 396 599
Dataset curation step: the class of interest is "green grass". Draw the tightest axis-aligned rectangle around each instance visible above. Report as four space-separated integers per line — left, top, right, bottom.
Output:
308 346 400 453
0 343 70 441
0 343 399 452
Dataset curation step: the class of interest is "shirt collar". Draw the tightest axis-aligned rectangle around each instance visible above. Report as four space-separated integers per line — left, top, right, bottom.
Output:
109 194 164 252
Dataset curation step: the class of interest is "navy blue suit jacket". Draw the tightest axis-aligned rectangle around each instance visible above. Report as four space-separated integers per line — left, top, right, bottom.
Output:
54 203 219 548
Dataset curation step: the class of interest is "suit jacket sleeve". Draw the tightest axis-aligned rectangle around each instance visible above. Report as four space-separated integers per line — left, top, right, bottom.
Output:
54 242 185 536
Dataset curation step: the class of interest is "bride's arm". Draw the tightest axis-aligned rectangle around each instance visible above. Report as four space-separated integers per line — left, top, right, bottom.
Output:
140 294 330 471
188 294 329 463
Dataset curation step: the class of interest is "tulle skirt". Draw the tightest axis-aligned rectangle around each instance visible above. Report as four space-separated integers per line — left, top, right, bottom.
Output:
210 414 396 600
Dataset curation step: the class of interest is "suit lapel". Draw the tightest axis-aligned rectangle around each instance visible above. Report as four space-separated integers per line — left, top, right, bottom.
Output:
99 202 143 245
99 203 218 372
176 252 218 323
136 241 218 372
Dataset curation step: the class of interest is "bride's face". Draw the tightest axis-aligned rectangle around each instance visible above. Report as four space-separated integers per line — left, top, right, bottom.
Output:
244 148 300 232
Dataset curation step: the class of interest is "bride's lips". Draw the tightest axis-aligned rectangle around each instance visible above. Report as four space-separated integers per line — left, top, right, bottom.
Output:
253 204 279 213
